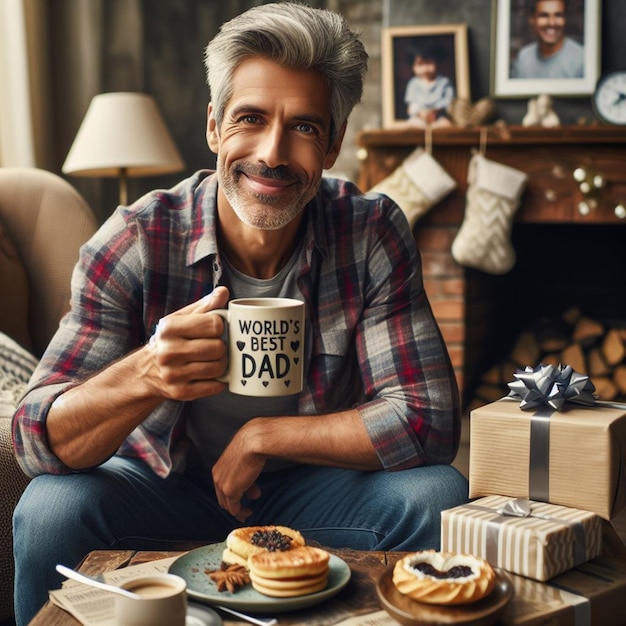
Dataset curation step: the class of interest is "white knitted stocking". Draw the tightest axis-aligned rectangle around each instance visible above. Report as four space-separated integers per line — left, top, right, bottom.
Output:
451 153 528 274
370 147 456 230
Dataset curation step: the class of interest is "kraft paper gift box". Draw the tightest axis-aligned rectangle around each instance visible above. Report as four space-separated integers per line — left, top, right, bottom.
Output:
441 495 602 581
468 397 626 520
501 522 626 626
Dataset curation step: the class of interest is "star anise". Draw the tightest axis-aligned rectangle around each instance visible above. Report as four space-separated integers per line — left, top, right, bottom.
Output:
206 562 250 593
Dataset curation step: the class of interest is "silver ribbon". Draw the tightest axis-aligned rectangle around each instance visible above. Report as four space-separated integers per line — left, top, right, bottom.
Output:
529 408 552 502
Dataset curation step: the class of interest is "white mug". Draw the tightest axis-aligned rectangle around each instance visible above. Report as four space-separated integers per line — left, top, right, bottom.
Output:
212 297 305 396
114 573 187 626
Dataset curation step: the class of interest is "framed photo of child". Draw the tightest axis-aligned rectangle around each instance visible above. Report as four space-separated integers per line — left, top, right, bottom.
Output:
492 0 600 97
382 24 470 128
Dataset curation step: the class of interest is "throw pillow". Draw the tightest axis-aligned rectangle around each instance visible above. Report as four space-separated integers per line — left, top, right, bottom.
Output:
0 331 38 407
0 219 31 350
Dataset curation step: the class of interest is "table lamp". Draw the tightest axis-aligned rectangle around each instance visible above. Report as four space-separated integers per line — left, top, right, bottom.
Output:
62 92 185 205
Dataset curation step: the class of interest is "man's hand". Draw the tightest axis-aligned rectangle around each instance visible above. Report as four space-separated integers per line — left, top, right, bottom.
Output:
47 286 232 469
210 411 380 522
146 286 231 401
212 420 264 521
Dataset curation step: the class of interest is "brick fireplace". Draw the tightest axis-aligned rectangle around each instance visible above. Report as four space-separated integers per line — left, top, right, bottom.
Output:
357 126 626 409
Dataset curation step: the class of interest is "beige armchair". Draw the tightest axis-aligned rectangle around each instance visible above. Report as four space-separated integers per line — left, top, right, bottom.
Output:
0 167 98 624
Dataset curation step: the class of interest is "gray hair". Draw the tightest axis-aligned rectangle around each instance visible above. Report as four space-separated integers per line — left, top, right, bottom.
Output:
204 2 368 145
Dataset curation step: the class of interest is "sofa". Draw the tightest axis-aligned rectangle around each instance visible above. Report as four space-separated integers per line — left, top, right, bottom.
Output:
0 167 98 624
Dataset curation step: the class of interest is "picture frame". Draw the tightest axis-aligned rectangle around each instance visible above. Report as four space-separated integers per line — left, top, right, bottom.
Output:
492 0 600 97
381 24 470 128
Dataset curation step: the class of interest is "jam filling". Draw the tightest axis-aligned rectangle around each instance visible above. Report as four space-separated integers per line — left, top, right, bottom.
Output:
250 529 293 551
412 563 474 579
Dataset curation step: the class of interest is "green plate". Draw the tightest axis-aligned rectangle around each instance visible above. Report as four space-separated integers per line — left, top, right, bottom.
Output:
169 542 351 613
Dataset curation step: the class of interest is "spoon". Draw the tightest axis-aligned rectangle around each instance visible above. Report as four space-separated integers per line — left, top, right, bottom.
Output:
215 605 277 626
56 564 141 599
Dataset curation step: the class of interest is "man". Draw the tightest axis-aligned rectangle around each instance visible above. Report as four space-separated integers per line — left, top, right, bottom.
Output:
512 0 584 79
12 3 468 623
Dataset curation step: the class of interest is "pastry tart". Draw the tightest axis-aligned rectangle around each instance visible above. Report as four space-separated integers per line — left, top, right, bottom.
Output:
392 550 495 605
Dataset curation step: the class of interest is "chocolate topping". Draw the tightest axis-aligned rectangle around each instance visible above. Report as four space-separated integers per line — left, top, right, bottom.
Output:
250 529 293 551
412 563 474 579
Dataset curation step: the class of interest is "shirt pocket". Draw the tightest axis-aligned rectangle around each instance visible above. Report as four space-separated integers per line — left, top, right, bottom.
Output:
310 327 363 411
316 327 352 358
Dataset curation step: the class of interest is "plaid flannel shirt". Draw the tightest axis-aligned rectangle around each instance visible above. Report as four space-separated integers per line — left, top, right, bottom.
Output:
13 171 460 478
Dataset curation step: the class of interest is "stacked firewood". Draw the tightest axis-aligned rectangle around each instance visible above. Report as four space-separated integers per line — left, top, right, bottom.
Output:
470 308 626 412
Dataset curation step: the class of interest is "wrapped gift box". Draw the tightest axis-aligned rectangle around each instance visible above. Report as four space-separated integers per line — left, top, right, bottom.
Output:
441 495 602 581
501 522 626 625
469 397 626 520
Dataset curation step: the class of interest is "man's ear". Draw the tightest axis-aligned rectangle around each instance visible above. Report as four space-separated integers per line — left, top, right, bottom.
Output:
323 122 347 170
206 103 219 154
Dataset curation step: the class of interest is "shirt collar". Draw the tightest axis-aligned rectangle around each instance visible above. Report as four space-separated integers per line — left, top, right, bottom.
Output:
187 172 219 267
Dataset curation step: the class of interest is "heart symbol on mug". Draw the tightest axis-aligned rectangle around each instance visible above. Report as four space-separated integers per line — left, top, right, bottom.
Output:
236 341 246 351
294 358 300 365
241 380 247 386
284 380 291 387
291 341 300 352
262 381 269 387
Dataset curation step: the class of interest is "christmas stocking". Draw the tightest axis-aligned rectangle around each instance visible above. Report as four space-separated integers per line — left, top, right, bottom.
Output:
451 153 528 274
370 147 456 230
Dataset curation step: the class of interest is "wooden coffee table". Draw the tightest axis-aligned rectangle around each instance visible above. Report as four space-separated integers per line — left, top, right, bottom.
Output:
31 532 625 626
28 547 402 625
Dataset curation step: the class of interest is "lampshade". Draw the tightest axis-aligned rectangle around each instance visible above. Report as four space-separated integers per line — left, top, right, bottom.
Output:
62 92 185 204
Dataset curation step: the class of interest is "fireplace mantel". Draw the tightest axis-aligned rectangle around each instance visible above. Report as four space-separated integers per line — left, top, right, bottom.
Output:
357 125 626 224
356 125 626 403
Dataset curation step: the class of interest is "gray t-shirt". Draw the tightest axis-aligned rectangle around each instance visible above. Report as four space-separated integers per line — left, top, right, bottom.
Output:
185 240 307 474
512 37 584 79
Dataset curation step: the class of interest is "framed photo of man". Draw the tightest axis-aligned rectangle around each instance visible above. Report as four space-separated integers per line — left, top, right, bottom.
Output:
382 24 470 128
492 0 600 97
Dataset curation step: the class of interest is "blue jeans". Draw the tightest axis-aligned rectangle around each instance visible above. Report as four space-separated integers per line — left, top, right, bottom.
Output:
13 456 468 625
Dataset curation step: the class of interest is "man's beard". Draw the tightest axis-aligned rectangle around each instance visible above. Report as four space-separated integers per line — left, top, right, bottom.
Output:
218 161 319 231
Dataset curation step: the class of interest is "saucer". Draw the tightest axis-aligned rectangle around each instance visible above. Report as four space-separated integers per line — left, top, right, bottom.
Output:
186 602 222 626
376 565 514 626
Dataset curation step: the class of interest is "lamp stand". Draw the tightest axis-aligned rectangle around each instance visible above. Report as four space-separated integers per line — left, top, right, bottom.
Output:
119 167 128 205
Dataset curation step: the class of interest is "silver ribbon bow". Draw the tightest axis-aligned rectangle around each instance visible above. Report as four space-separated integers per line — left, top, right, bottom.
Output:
507 363 596 412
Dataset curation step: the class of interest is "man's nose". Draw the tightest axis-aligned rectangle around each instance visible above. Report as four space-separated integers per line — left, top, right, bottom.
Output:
256 125 289 168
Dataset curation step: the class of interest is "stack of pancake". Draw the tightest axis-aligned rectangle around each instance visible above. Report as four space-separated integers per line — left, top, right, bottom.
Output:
222 525 330 598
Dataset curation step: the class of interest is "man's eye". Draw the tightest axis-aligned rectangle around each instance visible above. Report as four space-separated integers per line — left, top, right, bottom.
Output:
241 115 261 124
295 123 316 134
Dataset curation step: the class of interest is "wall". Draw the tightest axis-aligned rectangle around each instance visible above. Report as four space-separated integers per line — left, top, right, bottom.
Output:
50 0 626 219
381 0 626 125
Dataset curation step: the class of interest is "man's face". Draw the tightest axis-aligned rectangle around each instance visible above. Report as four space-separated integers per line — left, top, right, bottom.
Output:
207 58 342 231
530 0 566 48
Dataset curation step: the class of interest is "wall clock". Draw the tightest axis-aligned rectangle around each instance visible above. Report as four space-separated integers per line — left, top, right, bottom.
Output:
592 70 626 126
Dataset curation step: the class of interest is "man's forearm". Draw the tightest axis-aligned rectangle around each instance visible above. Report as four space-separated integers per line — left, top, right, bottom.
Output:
244 410 381 470
46 346 163 469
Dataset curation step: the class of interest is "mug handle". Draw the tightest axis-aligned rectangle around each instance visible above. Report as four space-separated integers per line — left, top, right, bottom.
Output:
209 309 230 383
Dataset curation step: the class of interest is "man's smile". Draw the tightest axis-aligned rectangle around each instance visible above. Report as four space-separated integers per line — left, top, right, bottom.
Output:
243 172 296 196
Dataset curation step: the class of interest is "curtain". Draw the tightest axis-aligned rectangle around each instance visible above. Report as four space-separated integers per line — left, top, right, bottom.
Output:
0 0 52 168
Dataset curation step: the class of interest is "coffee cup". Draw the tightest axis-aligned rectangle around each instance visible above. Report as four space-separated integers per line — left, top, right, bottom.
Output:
114 573 187 626
212 297 305 396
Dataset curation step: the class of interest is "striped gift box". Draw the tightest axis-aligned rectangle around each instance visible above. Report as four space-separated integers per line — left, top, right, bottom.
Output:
441 495 602 581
